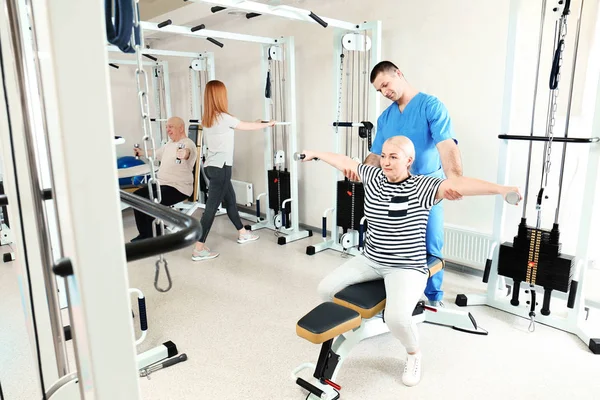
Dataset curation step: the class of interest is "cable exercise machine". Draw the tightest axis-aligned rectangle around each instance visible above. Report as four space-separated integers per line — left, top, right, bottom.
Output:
188 1 382 248
306 21 382 257
108 44 220 221
141 17 312 244
455 0 600 354
237 38 312 244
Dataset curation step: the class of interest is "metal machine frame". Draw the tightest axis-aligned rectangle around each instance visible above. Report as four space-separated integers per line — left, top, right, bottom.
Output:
0 0 142 397
308 22 382 256
455 0 600 354
189 0 381 247
140 17 311 243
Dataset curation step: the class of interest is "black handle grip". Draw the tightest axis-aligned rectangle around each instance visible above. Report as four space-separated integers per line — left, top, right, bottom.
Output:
359 223 364 249
541 288 552 315
163 353 188 368
296 377 325 397
563 0 572 16
308 11 328 28
482 259 492 283
121 190 202 262
333 122 353 127
138 297 148 331
158 19 172 28
63 325 72 341
191 24 206 32
189 119 199 123
206 37 224 48
109 63 119 69
536 188 545 207
510 280 521 306
52 257 74 277
549 39 563 90
567 280 578 309
143 54 158 62
322 217 327 239
246 13 261 19
211 6 226 13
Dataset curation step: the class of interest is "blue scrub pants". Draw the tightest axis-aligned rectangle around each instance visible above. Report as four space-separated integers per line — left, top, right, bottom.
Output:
425 201 444 301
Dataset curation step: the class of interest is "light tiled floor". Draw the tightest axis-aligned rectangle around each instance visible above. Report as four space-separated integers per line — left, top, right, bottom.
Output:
1 209 599 400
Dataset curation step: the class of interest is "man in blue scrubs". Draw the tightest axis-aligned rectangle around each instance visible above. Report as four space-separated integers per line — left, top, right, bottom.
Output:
349 61 463 306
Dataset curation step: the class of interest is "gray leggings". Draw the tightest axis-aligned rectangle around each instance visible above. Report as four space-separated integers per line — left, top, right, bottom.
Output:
199 165 244 243
318 255 428 353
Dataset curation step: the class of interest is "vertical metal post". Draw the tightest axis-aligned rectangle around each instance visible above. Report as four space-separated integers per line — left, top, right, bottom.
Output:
207 52 216 80
331 28 346 245
162 60 172 118
570 2 600 331
488 0 521 298
29 0 142 397
284 36 300 231
367 21 382 147
190 66 200 120
555 0 585 223
262 43 275 225
3 0 69 382
0 2 60 393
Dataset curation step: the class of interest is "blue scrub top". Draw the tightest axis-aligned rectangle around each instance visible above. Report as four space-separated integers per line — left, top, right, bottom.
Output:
370 92 457 178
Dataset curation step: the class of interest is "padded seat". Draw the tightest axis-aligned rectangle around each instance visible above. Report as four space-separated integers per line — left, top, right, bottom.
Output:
296 302 362 344
333 256 444 318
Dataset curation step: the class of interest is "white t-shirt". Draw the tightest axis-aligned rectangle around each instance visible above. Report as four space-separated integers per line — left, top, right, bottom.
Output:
154 137 197 196
202 113 241 167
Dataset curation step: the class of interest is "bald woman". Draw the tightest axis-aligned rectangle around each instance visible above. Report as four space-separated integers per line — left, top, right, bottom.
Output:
132 117 197 241
300 136 521 387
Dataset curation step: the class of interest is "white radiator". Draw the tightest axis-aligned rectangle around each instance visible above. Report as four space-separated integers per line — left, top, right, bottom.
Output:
443 224 493 269
231 179 254 206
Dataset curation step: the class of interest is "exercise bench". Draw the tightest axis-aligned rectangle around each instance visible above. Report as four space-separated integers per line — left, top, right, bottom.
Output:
292 256 487 399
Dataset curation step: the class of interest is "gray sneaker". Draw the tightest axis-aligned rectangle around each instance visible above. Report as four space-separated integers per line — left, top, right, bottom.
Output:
237 232 259 244
191 247 219 261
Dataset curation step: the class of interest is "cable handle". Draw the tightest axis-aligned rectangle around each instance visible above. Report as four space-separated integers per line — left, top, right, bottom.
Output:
175 143 185 164
293 152 319 161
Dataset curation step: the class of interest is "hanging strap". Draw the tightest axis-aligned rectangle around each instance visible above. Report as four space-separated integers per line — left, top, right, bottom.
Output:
265 70 272 99
105 0 140 54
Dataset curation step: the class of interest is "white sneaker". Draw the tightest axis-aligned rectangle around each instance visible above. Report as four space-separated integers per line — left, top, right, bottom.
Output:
427 300 445 308
237 231 259 244
191 247 219 261
402 351 422 387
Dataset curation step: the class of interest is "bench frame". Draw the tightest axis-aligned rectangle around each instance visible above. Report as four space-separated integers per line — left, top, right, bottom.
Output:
293 259 488 399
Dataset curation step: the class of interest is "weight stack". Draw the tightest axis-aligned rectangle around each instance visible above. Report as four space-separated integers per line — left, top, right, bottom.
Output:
268 168 291 227
497 226 574 293
336 179 365 231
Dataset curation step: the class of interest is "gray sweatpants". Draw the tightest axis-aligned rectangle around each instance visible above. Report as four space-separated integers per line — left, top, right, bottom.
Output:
318 254 428 353
199 165 244 243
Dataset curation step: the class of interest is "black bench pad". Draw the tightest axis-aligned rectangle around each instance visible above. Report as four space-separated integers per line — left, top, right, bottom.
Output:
296 302 362 344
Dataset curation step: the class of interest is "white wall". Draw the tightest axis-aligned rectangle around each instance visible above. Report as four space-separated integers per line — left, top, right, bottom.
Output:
111 0 600 260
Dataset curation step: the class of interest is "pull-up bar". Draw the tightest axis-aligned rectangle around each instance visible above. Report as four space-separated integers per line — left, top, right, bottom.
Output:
140 21 278 45
187 0 359 30
107 45 210 59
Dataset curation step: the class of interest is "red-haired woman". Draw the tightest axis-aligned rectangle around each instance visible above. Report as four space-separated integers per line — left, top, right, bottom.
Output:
192 80 275 261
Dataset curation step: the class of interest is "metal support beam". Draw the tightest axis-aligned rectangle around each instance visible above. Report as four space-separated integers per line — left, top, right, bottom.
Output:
188 0 359 30
107 45 211 59
140 21 277 45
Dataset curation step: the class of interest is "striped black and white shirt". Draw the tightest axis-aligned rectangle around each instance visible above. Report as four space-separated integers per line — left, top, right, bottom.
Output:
357 164 444 274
